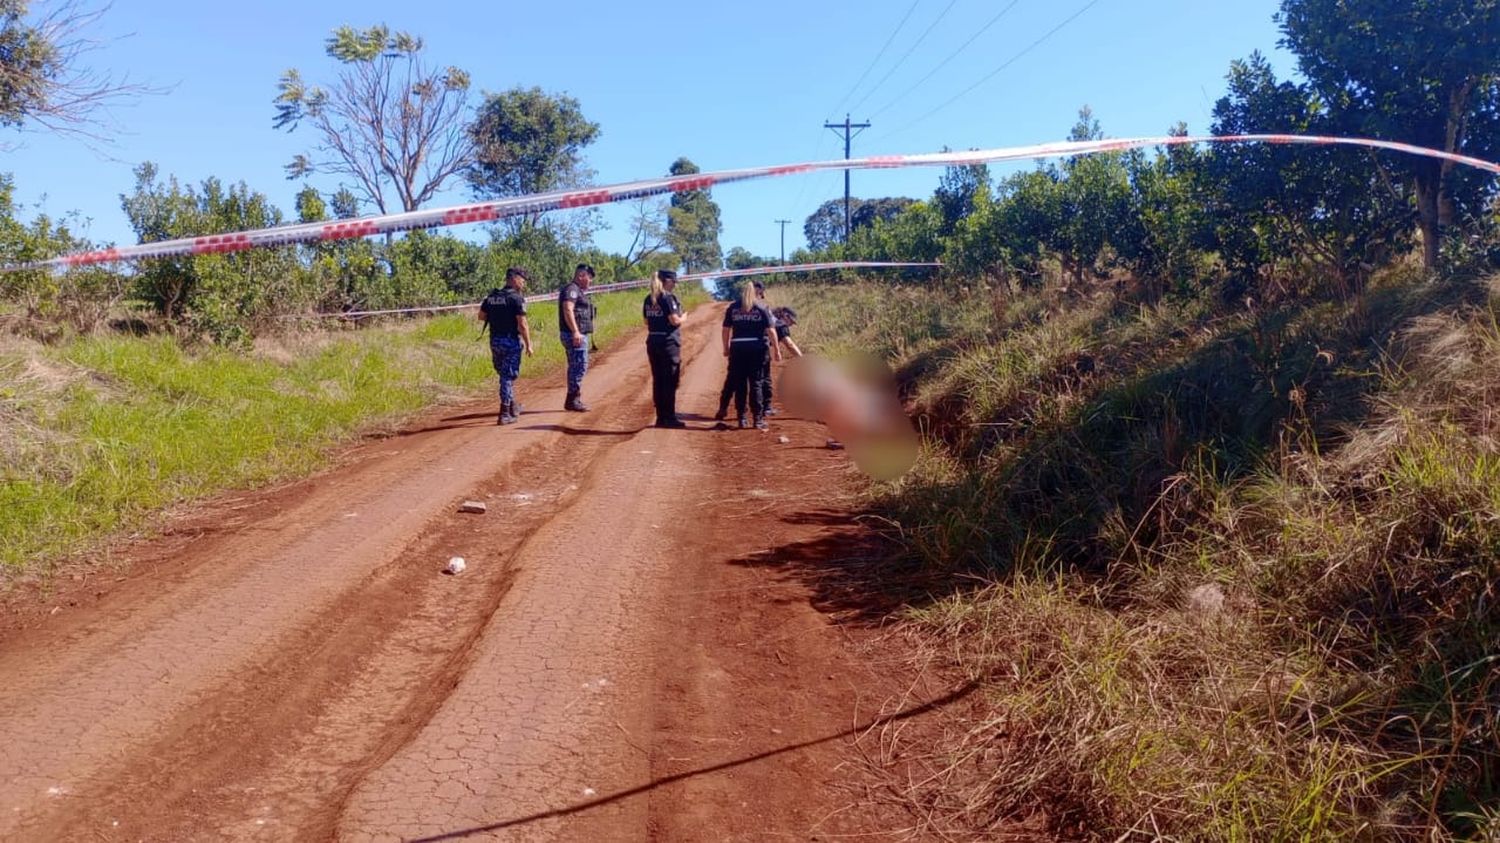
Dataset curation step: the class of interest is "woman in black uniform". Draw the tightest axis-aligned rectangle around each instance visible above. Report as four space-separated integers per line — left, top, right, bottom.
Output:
721 280 781 429
643 269 686 428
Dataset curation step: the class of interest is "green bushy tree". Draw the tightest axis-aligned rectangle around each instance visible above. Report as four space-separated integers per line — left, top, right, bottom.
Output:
666 157 722 272
120 163 304 343
1278 0 1500 269
1207 54 1411 297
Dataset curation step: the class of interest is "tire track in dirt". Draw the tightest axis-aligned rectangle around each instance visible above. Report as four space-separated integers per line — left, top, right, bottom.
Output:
0 319 708 841
3 308 933 842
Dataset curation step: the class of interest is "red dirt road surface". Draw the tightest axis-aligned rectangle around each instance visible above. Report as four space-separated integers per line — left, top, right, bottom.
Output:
0 310 946 841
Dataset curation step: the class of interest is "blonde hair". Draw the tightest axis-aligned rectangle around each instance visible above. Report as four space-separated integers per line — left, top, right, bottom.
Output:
738 280 755 310
649 270 671 305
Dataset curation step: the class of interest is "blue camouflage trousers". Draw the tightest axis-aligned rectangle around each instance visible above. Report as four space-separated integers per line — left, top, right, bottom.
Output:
560 332 590 394
490 335 522 406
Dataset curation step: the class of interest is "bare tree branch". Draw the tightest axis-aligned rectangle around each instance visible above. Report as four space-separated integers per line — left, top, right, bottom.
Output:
0 0 160 145
275 26 474 215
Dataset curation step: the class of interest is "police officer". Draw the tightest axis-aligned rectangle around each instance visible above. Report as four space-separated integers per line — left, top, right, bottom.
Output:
771 306 804 359
715 279 776 420
721 280 781 429
642 269 686 428
558 263 596 411
477 267 534 425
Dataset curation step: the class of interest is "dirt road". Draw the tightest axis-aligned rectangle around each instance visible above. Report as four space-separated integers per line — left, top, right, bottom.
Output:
0 310 927 841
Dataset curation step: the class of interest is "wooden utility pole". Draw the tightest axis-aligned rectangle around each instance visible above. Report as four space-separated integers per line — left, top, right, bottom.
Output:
823 114 871 243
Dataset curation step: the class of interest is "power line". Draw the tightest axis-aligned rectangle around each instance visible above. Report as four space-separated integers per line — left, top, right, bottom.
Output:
880 0 1104 142
868 0 1022 120
847 0 961 116
787 127 838 220
828 0 921 117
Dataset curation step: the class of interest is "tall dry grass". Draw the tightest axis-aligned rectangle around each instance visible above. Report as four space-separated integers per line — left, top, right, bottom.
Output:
784 275 1498 840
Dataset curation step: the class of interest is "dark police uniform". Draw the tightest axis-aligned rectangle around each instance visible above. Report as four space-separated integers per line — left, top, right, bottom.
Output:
643 290 684 425
759 313 791 413
481 286 527 422
558 280 596 404
718 309 780 418
722 300 776 426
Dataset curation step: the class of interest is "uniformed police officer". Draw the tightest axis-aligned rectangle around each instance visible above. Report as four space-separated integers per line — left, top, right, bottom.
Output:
721 280 781 429
715 279 777 420
558 263 596 411
771 306 803 359
642 269 686 428
477 267 535 425
767 306 804 417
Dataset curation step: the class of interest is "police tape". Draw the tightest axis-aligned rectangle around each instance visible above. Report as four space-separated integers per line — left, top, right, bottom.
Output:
8 133 1499 273
310 261 942 319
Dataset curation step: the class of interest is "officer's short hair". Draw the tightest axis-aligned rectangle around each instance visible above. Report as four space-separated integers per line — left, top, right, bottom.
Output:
575 263 595 278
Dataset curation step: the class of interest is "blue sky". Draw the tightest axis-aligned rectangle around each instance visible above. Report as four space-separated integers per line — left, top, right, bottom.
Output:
8 0 1293 264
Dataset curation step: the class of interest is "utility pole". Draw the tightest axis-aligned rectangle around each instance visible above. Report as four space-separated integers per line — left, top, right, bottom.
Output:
823 113 870 243
774 219 791 263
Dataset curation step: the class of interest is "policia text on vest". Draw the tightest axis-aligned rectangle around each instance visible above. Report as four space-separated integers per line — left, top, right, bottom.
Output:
478 266 536 426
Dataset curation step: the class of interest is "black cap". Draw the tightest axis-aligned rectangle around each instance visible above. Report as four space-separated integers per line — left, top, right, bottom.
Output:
659 269 677 282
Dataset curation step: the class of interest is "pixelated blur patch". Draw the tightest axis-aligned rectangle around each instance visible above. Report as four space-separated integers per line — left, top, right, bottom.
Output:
778 354 917 480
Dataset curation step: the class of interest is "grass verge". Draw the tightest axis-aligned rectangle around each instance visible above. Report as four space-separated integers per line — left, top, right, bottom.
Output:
780 276 1498 840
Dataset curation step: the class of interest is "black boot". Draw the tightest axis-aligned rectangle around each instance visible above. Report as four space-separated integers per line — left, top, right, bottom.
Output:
499 400 518 425
565 391 590 412
737 415 749 429
713 399 728 421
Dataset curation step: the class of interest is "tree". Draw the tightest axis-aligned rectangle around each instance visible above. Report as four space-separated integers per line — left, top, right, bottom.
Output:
120 163 304 343
0 1 151 139
665 157 722 272
0 173 127 332
804 196 915 252
852 197 917 230
804 198 852 252
1113 125 1216 299
467 86 601 242
933 159 991 235
1041 107 1133 287
620 197 670 272
1207 53 1411 296
467 87 599 199
274 25 473 215
294 185 326 223
1278 0 1500 269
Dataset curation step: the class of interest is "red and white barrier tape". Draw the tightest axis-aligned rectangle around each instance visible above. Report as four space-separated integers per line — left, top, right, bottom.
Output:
7 134 1498 272
312 261 942 319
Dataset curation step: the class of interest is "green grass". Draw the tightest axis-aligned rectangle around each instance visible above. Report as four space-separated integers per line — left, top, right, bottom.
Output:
785 276 1499 840
0 288 703 576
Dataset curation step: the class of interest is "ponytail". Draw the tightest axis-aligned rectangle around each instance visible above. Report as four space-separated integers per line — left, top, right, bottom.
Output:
738 280 755 311
649 271 665 306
